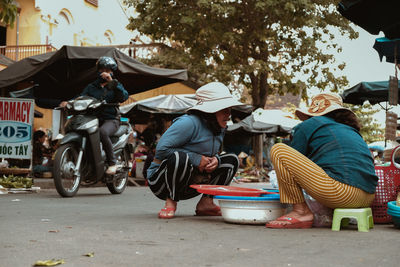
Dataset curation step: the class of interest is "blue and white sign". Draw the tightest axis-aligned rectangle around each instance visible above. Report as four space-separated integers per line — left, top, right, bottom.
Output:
0 97 34 159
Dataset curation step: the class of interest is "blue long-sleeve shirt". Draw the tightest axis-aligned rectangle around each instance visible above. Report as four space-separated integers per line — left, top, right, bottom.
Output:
80 78 129 120
147 114 224 178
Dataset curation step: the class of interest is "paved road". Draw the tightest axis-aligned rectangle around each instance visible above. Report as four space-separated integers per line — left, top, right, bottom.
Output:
0 186 398 267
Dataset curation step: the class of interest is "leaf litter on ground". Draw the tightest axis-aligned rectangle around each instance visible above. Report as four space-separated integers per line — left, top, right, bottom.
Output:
33 259 65 266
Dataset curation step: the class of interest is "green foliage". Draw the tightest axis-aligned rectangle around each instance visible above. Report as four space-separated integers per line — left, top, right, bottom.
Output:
345 103 384 144
125 0 357 108
0 174 32 188
0 0 18 27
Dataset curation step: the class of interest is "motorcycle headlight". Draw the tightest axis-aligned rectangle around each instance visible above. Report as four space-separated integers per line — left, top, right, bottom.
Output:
73 99 93 111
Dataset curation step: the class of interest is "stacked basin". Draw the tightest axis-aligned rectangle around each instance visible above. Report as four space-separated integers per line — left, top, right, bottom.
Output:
387 201 400 228
215 190 285 224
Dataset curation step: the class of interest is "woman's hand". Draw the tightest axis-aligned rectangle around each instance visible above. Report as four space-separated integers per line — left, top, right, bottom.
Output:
59 101 68 108
198 156 211 173
100 72 113 82
204 156 218 173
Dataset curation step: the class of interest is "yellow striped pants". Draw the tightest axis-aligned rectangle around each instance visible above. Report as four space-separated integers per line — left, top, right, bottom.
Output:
270 143 375 208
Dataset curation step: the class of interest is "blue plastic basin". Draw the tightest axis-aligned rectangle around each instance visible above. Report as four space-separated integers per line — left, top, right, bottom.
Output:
214 194 280 201
387 201 400 229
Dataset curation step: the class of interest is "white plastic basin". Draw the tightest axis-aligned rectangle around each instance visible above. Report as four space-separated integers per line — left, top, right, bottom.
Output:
215 195 285 225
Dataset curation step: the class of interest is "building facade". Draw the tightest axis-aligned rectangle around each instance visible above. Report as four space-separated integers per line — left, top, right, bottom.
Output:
3 0 135 50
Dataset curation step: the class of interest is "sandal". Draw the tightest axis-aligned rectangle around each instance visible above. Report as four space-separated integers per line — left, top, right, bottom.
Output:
265 216 313 229
195 206 222 216
158 207 176 219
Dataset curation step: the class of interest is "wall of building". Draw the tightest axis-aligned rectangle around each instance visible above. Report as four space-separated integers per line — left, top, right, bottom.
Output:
7 0 134 48
128 83 196 102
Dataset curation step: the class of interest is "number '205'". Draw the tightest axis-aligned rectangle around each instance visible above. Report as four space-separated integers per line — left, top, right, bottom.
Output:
0 122 31 143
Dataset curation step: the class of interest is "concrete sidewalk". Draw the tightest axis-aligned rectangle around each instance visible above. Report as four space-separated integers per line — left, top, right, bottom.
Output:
0 187 398 267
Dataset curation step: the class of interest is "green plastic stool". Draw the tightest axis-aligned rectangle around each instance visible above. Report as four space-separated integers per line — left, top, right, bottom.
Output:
331 208 374 232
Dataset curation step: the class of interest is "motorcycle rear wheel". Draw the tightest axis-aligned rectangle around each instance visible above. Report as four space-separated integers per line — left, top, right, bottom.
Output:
106 148 129 194
53 143 81 197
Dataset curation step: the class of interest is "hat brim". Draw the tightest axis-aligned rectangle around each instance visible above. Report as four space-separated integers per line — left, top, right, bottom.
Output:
295 105 353 121
188 98 245 113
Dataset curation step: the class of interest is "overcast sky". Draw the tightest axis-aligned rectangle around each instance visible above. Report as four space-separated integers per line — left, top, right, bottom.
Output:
330 24 396 127
336 26 394 86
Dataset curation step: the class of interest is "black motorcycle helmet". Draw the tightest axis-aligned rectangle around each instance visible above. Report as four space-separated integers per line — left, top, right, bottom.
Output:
96 56 117 71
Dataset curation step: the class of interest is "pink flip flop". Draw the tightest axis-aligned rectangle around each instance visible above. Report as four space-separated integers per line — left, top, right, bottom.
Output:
158 207 176 219
265 216 313 229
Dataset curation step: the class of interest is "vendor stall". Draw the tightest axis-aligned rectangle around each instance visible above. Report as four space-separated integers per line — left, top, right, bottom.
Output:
226 108 300 170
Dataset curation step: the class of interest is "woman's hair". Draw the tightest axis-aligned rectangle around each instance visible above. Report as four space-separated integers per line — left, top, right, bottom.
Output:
187 110 222 135
33 130 46 141
324 109 361 131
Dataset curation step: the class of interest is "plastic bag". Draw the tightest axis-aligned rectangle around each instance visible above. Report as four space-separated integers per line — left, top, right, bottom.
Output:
303 190 333 228
268 170 279 189
0 160 9 168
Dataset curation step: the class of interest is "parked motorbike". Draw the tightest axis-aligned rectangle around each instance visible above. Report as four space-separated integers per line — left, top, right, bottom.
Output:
53 96 133 197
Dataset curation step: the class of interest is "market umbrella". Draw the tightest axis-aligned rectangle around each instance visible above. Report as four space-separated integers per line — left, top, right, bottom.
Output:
0 54 15 66
0 45 188 108
373 37 400 63
120 94 253 124
341 80 400 105
367 141 399 151
337 0 400 39
368 144 385 152
227 108 300 136
120 94 197 124
120 94 197 115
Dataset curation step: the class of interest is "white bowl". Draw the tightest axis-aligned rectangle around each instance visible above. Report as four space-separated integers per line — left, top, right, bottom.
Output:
216 195 285 224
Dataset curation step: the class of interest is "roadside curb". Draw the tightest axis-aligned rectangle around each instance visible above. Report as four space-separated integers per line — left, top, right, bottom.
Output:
33 178 55 189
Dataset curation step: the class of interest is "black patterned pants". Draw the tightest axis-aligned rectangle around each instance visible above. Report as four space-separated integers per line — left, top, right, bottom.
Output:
147 151 239 201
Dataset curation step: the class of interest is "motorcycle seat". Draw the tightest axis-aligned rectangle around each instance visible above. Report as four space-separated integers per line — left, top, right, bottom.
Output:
113 125 130 137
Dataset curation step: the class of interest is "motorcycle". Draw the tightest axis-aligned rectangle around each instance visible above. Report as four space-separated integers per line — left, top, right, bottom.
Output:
53 96 133 197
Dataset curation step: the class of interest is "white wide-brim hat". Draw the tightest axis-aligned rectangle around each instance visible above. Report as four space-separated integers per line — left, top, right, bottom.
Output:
188 82 245 113
295 92 354 121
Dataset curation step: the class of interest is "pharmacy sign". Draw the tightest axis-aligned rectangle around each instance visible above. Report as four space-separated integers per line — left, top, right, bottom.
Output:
0 97 34 159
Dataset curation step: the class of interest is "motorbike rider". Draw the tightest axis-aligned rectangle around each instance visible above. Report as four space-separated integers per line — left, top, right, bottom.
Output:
60 56 129 175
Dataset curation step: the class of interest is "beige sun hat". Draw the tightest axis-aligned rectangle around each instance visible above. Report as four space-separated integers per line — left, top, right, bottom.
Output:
189 82 245 113
295 93 354 121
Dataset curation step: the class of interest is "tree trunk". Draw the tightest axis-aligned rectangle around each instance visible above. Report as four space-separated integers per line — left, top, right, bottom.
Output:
250 72 268 169
250 72 269 109
252 134 263 168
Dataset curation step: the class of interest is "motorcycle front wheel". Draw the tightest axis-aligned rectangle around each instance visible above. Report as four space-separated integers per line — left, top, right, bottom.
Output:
53 143 81 197
106 148 129 194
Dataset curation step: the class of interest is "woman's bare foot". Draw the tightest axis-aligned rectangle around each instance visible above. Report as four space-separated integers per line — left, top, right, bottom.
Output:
195 196 221 216
158 198 177 219
267 202 314 226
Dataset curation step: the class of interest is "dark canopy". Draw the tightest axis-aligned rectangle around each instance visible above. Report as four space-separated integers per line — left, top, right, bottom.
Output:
0 45 187 107
341 80 400 105
338 0 400 39
373 37 400 63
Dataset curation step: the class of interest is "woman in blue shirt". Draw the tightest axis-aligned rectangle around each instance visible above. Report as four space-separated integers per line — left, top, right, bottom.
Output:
147 82 244 219
266 93 378 229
